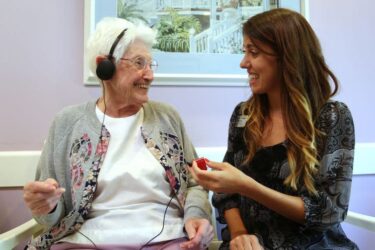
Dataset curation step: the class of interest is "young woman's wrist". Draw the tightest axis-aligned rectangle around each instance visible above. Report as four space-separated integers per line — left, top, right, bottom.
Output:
231 229 248 239
238 175 257 197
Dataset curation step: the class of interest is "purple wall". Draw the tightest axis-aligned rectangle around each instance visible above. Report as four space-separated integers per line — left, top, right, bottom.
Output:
0 0 374 248
308 0 375 144
1 1 374 151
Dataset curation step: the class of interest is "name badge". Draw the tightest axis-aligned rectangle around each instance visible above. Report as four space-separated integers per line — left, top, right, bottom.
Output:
236 115 249 127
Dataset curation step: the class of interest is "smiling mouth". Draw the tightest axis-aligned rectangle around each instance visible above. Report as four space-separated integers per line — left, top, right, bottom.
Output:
248 73 259 81
134 83 149 89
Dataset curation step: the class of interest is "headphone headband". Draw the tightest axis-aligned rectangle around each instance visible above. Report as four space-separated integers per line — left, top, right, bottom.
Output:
108 28 128 60
96 28 128 81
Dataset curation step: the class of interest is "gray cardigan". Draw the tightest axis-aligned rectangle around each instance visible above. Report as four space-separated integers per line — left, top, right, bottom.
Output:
29 100 211 249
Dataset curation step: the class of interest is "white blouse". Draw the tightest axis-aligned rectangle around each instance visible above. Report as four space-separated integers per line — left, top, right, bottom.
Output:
60 107 185 246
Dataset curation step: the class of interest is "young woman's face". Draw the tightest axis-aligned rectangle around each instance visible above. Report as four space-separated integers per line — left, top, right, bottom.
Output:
240 36 281 95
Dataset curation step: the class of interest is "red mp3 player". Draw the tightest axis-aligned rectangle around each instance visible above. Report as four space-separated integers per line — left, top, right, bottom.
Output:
195 157 208 170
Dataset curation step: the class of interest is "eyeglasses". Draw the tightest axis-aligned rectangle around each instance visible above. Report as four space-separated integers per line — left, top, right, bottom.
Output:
120 57 158 71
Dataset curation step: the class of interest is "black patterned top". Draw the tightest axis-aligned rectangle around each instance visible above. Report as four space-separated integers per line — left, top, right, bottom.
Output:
212 101 359 250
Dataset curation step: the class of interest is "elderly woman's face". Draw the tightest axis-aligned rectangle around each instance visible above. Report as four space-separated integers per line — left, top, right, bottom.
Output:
111 39 154 107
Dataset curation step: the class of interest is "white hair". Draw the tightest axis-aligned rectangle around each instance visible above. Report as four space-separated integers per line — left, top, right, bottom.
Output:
86 17 157 76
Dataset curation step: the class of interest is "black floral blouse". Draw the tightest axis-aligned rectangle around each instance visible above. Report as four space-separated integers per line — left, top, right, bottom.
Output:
212 101 359 250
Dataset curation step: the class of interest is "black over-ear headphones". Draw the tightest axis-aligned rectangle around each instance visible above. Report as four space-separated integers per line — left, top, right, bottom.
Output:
96 28 128 81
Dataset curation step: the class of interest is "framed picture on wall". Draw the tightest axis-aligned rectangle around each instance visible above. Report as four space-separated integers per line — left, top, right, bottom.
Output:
84 0 308 86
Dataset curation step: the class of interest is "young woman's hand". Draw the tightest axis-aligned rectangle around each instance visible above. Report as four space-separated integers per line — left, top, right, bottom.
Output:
230 234 264 250
189 160 252 194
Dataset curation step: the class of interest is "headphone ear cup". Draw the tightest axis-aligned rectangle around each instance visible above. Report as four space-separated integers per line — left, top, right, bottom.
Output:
96 59 116 80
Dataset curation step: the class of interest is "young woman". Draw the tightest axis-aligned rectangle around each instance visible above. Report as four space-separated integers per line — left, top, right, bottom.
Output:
190 8 358 250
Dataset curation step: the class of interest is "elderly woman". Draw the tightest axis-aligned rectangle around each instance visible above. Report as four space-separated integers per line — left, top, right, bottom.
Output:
23 17 213 250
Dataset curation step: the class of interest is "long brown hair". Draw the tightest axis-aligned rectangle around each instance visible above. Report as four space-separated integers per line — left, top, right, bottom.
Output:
242 8 338 195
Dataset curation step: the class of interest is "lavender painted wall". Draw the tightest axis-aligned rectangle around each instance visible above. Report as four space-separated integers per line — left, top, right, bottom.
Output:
0 0 374 248
308 0 375 145
1 1 374 152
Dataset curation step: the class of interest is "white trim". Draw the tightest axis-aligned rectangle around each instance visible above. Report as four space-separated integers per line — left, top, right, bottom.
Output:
154 73 248 86
0 151 40 187
84 73 249 87
303 0 310 21
353 143 375 175
346 211 375 232
0 143 373 187
196 144 375 175
83 0 94 86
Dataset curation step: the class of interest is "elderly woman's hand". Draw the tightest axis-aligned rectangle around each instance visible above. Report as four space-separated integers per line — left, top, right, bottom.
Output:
23 178 65 216
188 160 251 194
181 218 214 249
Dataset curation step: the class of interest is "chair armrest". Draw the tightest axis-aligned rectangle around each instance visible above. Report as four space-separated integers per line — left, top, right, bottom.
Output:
209 239 222 249
0 219 44 249
346 211 375 232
